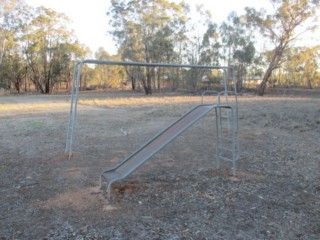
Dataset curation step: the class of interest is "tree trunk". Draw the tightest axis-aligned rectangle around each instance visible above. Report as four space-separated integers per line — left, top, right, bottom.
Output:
172 68 179 91
141 76 152 95
157 67 161 92
15 81 20 93
141 77 147 94
14 73 24 93
236 64 244 91
307 78 312 89
145 67 152 95
257 65 273 96
0 38 5 66
125 67 136 91
35 80 44 93
131 76 136 91
257 45 284 96
45 78 50 93
144 79 152 95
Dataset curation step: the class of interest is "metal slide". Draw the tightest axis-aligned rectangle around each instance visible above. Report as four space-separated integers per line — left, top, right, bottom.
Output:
100 104 216 199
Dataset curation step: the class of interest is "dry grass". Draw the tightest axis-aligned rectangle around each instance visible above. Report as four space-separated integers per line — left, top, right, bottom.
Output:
78 94 318 111
0 93 316 116
0 102 70 116
79 96 201 108
78 95 241 108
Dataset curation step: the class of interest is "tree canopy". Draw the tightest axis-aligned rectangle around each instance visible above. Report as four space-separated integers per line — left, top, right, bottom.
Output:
108 0 189 94
245 0 319 95
0 0 87 93
0 0 319 94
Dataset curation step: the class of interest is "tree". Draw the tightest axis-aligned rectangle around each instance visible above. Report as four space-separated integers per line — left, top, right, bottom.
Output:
245 0 319 95
285 46 320 88
0 51 28 92
50 42 80 91
0 1 90 93
92 47 123 89
220 12 256 90
0 0 14 65
183 4 220 91
0 0 31 90
108 0 188 94
23 6 76 93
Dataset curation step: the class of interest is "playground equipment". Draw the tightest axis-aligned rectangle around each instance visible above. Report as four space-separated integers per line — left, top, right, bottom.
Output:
65 60 239 199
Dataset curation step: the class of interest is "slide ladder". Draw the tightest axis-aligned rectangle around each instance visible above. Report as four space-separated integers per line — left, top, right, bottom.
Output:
215 105 239 175
100 104 216 199
201 90 239 176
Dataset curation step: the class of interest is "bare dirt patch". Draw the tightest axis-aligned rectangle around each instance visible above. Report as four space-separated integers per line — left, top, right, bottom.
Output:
0 91 319 239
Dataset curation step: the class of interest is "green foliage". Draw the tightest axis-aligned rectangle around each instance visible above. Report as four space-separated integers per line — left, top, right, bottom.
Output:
284 46 320 88
108 0 189 94
1 0 319 94
220 12 256 90
90 48 124 89
22 6 76 93
0 1 89 93
245 0 319 95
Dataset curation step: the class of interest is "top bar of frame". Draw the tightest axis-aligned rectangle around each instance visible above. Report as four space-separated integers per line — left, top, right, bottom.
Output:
79 59 231 70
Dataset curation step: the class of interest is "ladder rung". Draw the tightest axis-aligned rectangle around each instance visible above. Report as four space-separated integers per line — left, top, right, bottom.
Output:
219 118 233 121
219 137 234 142
218 155 234 162
219 130 234 134
219 123 234 126
217 146 234 152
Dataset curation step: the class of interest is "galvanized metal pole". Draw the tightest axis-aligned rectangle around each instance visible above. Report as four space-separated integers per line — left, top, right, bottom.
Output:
65 62 79 156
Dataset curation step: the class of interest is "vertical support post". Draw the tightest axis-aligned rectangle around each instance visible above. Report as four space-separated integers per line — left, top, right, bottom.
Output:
65 61 83 158
230 108 236 176
223 69 229 104
234 67 239 131
232 67 239 175
215 107 220 169
65 62 79 155
232 67 239 162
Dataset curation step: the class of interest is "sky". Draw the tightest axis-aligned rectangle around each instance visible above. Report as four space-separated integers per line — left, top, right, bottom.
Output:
25 0 315 55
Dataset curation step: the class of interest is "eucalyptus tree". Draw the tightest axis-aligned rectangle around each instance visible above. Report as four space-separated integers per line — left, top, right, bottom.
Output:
0 0 14 65
92 47 123 88
285 46 320 88
23 6 75 93
220 12 256 90
245 0 319 95
108 0 188 94
0 0 31 90
0 39 4 65
0 6 5 66
50 42 83 91
183 4 220 91
0 50 28 92
0 1 87 93
93 47 111 88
